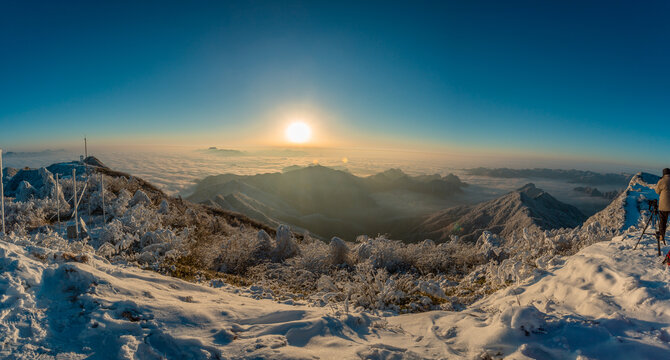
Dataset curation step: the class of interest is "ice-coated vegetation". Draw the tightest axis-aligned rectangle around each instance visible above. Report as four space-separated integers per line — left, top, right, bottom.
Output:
1 165 666 359
0 164 623 314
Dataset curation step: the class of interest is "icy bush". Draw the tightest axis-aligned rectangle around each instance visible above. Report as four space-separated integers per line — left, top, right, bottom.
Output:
257 230 273 253
289 238 329 274
0 163 623 315
110 189 131 217
214 232 269 274
137 229 184 264
158 199 170 214
272 224 299 261
97 219 139 255
119 204 159 234
16 181 36 202
329 237 349 266
130 190 152 207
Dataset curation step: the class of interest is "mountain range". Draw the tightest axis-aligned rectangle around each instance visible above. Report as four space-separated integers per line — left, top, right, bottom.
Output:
187 165 467 240
405 183 587 242
189 166 590 242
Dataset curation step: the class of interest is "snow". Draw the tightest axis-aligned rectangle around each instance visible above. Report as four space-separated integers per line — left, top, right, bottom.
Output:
386 233 670 359
2 228 669 359
1 165 668 359
0 239 409 359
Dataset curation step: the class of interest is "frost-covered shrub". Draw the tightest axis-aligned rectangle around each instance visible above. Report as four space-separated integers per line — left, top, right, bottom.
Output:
119 204 159 234
329 237 349 266
130 190 152 207
4 228 94 254
16 181 36 202
140 228 176 248
256 230 273 253
289 238 329 274
137 229 185 264
360 236 407 272
213 231 272 274
158 199 170 214
348 262 414 311
2 198 61 235
97 219 139 255
110 189 131 217
272 224 299 261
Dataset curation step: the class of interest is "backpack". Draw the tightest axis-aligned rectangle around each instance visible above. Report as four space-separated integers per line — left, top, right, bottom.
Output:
663 251 670 266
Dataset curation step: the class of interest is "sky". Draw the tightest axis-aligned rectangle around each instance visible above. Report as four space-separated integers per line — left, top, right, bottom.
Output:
1 1 669 169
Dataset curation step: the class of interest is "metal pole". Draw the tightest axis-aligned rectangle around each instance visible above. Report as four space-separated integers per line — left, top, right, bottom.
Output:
73 169 78 240
0 149 5 236
84 137 88 159
101 174 105 226
87 174 91 225
56 173 61 234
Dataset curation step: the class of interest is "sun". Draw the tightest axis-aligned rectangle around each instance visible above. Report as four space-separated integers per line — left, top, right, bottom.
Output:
285 122 311 143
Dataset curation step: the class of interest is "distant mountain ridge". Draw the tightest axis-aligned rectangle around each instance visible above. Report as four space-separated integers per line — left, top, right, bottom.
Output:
188 166 594 243
188 165 467 240
573 186 620 200
407 183 587 242
465 167 631 185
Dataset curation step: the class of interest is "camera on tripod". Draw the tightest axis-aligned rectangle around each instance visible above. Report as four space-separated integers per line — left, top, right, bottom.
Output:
635 198 665 255
647 199 659 213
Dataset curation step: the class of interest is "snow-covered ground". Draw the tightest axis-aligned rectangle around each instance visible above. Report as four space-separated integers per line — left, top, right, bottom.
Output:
1 166 668 359
1 229 669 359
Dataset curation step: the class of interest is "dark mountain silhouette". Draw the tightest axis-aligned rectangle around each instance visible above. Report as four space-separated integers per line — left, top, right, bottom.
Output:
187 165 467 240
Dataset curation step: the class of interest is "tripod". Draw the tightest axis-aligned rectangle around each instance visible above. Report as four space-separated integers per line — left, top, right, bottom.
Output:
634 199 665 256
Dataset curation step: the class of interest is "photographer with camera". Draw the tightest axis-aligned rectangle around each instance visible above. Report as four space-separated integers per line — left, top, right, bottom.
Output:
657 169 670 256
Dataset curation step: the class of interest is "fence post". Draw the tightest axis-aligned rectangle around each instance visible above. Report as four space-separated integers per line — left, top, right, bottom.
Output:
0 148 5 236
73 168 78 240
87 173 91 225
56 173 61 234
101 174 105 227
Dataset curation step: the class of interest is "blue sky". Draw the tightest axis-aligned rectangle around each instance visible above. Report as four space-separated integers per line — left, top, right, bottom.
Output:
1 1 668 168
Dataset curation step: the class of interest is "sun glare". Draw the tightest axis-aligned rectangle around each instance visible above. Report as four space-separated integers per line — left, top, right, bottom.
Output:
285 122 311 143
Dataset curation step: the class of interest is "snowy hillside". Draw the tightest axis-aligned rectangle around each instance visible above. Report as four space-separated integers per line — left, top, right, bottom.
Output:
1 218 669 359
1 164 669 359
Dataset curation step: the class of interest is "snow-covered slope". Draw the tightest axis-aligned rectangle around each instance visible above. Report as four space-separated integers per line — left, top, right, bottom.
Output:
1 226 669 359
584 172 660 232
1 170 669 359
0 239 391 359
389 232 670 359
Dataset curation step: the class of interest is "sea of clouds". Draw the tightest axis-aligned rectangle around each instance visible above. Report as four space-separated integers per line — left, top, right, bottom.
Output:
2 148 625 216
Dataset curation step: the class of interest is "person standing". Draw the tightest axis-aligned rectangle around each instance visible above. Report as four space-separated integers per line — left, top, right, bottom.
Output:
656 168 670 244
